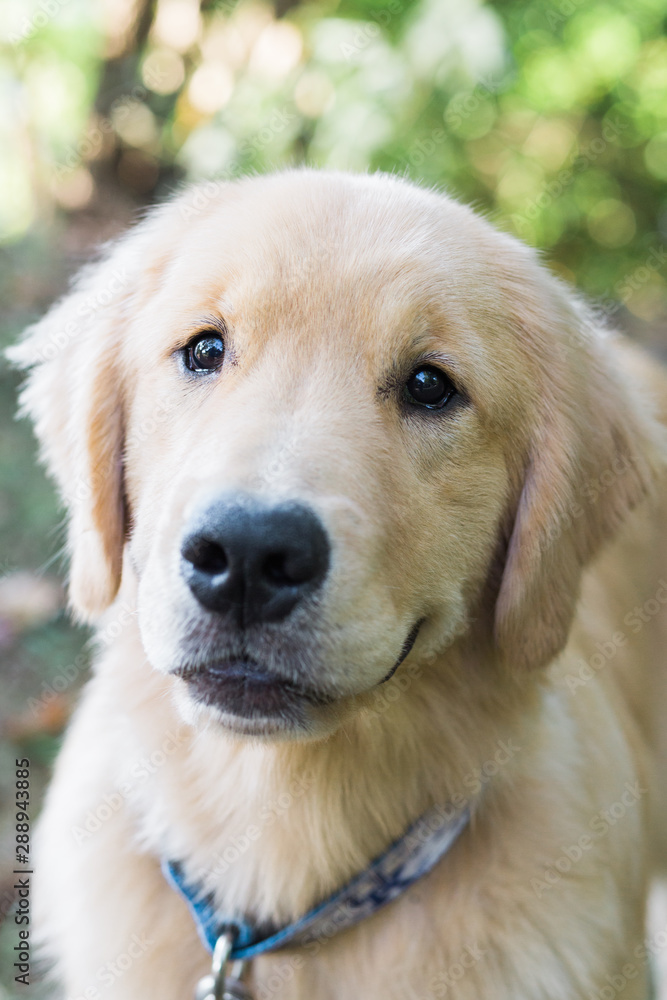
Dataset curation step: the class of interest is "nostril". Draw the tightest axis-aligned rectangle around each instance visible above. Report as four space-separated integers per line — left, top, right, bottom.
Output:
182 537 228 575
262 552 294 586
262 546 325 587
181 497 330 623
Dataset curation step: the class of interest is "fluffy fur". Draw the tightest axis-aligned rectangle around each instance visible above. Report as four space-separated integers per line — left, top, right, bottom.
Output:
10 170 667 999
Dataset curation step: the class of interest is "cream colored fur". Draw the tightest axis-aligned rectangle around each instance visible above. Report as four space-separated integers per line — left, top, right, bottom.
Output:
9 170 667 1000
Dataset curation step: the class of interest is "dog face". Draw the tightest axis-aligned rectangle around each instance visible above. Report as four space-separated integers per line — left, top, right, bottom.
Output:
11 171 658 739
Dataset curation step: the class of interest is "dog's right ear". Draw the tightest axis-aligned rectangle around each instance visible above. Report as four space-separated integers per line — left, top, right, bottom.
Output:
494 283 665 671
8 184 229 620
7 223 163 621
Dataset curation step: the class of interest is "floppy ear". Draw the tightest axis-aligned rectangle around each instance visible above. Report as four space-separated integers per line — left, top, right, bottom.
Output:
7 237 141 621
494 287 665 671
8 186 228 621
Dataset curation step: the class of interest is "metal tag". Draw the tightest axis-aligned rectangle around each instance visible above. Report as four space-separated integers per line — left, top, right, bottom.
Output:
223 980 253 1000
195 974 252 1000
194 933 252 1000
194 974 215 1000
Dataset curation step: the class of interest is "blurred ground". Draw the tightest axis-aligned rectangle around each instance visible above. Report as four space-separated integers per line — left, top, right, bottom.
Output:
0 192 140 996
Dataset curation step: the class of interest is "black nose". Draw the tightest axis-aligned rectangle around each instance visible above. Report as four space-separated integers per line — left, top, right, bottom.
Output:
180 497 330 626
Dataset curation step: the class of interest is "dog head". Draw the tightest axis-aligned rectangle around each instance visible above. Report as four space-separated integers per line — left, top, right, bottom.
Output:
10 170 662 739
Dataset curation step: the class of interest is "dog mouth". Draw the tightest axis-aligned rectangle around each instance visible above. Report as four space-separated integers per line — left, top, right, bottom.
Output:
378 619 423 683
172 621 423 731
173 660 336 726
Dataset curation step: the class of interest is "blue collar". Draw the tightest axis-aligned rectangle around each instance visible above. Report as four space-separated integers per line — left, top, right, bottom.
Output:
162 799 470 961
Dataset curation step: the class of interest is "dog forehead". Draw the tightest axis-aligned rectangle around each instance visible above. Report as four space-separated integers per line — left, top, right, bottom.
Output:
166 179 429 299
125 171 543 428
187 176 493 287
153 172 512 353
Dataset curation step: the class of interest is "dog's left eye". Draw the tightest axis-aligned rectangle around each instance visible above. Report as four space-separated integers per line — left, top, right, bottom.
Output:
184 332 225 372
404 366 457 410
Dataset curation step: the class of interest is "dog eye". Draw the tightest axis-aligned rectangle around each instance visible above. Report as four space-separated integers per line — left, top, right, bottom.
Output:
404 366 456 410
185 332 225 373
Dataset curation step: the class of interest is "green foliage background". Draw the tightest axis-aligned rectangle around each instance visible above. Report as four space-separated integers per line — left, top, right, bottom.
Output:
0 0 665 993
2 0 667 318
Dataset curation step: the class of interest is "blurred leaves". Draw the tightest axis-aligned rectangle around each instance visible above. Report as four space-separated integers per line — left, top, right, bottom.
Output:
1 0 666 324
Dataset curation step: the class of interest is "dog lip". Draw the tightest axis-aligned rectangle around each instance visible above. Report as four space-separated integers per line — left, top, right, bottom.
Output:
378 619 423 685
173 659 335 719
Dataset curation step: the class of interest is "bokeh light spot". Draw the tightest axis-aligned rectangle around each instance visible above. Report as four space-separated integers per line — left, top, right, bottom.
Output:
52 165 95 210
249 21 303 80
111 100 159 149
644 133 667 181
153 0 201 53
294 70 335 118
142 48 186 95
188 62 234 114
587 198 636 248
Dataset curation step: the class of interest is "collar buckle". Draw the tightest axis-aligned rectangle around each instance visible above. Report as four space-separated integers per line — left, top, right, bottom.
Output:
195 932 251 1000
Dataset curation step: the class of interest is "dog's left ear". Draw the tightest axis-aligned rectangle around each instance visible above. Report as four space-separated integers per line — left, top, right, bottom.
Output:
494 284 665 671
7 245 137 620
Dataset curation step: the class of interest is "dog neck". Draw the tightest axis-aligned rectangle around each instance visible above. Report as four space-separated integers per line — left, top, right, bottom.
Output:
95 599 536 928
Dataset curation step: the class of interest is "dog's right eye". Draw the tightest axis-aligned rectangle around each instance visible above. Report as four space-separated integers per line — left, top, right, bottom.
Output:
184 333 225 373
404 365 457 410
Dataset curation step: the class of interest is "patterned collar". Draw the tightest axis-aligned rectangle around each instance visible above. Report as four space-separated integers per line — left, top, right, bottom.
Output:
163 798 470 963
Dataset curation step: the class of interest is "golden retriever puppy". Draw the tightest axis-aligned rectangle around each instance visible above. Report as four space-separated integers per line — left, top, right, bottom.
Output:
10 169 667 1000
